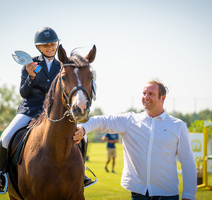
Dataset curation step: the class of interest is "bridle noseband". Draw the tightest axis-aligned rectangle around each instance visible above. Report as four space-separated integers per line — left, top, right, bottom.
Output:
67 86 92 108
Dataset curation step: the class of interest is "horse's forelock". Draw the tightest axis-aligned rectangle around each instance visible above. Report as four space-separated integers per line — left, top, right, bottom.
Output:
67 52 89 68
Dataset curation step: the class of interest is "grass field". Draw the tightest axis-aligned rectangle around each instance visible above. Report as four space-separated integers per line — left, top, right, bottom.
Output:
0 143 212 199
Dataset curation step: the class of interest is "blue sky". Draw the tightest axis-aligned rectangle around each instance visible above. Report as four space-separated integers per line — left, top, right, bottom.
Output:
0 0 212 115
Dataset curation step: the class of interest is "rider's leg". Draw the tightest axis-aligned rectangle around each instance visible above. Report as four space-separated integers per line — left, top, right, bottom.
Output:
1 114 32 149
0 139 7 191
0 114 31 192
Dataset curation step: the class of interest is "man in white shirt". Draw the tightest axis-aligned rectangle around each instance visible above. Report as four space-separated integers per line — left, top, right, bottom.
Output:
74 79 197 200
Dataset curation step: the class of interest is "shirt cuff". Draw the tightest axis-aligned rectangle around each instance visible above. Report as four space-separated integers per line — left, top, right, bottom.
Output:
78 124 88 136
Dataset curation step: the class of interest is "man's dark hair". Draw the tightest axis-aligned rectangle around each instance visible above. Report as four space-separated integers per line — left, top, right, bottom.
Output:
148 79 168 98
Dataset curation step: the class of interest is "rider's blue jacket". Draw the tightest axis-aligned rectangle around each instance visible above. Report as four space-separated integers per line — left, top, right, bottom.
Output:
17 55 61 118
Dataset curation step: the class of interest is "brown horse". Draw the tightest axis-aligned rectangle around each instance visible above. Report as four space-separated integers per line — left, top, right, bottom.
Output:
8 44 97 200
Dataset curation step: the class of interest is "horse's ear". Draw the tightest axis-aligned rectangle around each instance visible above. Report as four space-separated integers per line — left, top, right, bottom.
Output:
85 45 96 63
58 44 68 63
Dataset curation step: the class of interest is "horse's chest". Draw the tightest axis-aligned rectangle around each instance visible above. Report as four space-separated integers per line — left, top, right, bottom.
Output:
21 168 84 199
20 157 84 199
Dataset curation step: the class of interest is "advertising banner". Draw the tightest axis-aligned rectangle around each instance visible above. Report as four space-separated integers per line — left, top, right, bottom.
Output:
189 133 203 157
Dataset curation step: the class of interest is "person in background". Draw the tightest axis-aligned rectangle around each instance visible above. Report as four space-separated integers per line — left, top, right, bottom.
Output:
102 133 119 173
74 79 197 200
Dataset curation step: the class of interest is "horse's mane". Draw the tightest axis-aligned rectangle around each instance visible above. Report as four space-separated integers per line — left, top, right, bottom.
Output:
29 51 90 128
29 73 60 127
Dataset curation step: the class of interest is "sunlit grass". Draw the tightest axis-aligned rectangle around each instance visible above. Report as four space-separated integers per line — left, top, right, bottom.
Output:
1 143 212 199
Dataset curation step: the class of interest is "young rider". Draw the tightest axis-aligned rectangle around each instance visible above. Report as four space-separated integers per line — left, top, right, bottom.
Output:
0 27 92 193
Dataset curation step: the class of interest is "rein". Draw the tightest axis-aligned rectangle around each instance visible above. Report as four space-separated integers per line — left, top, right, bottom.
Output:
46 110 75 123
45 63 92 123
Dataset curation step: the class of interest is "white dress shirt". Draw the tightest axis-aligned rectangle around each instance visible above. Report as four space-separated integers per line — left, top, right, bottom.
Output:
81 111 197 199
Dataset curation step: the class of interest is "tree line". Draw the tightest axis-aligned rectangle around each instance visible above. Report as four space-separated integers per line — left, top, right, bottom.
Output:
0 84 21 131
0 84 211 137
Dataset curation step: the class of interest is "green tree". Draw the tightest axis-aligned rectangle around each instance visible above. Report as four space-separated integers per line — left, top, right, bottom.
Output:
126 107 144 113
0 84 21 131
172 111 194 127
172 109 212 128
189 120 212 139
90 107 103 117
197 109 212 120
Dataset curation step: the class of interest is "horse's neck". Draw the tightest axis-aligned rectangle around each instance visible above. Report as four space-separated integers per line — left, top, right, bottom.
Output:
45 119 76 161
42 95 77 161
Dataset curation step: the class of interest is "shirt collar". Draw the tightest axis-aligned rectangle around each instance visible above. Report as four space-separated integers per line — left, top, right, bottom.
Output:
144 110 167 121
44 57 54 64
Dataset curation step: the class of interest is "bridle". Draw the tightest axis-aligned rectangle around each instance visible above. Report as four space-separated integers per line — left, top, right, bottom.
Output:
60 63 93 110
46 63 93 122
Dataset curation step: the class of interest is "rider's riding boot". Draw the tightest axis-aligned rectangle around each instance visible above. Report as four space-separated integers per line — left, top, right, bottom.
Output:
0 140 7 193
84 175 92 187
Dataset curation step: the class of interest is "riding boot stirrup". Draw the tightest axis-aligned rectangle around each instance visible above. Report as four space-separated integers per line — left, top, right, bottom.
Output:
0 173 8 194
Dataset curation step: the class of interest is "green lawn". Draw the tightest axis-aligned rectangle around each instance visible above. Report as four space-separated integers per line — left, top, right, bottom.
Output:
1 143 212 199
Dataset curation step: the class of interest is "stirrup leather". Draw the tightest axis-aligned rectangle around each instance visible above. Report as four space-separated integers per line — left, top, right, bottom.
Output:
0 173 8 194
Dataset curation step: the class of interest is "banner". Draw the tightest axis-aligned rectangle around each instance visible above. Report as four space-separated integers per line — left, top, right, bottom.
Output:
189 133 203 157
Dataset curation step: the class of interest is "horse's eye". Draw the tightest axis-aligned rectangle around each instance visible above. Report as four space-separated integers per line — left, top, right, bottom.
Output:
62 76 66 81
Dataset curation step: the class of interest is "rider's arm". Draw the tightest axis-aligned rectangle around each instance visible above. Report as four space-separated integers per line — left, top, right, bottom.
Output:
20 63 37 98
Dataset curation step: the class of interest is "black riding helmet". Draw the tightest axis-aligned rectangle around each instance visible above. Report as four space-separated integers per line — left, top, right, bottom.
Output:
34 27 60 58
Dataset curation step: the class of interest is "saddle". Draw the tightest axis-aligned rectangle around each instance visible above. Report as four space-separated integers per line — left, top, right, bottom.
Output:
6 125 31 200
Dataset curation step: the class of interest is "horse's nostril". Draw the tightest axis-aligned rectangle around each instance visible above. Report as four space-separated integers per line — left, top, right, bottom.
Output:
75 105 81 113
73 105 81 114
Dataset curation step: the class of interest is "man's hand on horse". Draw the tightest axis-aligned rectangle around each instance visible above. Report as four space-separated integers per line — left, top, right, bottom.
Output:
73 126 85 144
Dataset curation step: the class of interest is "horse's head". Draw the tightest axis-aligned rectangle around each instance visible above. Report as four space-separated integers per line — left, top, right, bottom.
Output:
58 44 96 123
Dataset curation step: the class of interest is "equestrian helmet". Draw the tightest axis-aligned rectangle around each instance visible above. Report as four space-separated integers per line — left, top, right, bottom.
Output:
34 27 60 45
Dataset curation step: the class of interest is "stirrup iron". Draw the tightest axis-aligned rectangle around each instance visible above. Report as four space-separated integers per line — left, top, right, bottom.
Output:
0 173 8 194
